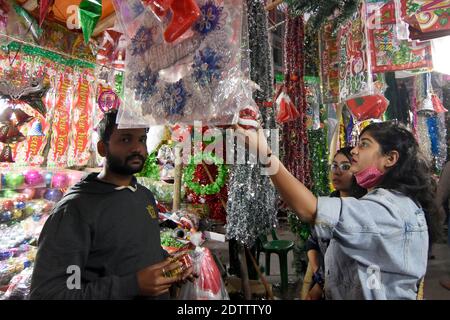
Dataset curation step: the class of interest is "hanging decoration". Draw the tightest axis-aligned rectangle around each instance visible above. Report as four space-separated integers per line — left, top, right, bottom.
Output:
275 90 300 124
115 0 254 127
281 15 311 186
304 22 320 77
67 72 95 166
345 93 389 121
0 74 48 117
78 0 102 43
319 22 340 103
366 1 433 73
304 76 321 129
337 3 373 102
308 128 330 197
436 111 447 172
183 152 227 196
284 0 359 29
0 71 49 163
142 0 201 43
402 0 450 41
39 0 54 26
226 0 278 246
44 72 71 167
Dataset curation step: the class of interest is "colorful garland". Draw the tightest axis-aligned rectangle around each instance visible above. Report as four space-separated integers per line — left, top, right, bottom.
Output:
2 41 96 69
183 152 227 195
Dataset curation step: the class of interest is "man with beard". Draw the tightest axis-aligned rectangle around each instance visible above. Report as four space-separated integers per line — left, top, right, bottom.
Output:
30 110 192 299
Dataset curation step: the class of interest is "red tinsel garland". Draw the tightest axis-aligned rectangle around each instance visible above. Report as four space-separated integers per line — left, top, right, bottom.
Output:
282 15 312 187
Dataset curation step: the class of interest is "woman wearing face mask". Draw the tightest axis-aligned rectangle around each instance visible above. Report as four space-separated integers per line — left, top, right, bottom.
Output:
305 147 366 300
237 121 437 299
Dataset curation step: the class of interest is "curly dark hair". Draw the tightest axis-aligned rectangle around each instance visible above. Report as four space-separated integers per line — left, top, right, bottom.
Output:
360 121 439 241
330 147 367 199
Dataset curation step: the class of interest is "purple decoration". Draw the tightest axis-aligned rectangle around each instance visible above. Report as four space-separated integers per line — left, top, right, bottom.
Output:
43 189 64 202
194 1 223 35
51 172 69 189
24 170 44 186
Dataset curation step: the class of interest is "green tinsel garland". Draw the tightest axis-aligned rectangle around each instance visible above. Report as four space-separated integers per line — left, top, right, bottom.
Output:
183 152 227 195
287 128 330 275
1 41 96 69
308 128 330 196
304 22 320 77
285 0 359 29
136 151 160 180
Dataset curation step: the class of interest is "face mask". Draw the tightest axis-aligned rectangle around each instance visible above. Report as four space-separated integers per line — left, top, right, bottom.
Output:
354 166 384 189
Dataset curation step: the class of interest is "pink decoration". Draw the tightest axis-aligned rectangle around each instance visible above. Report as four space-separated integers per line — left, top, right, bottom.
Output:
24 170 44 186
51 172 69 189
21 188 36 200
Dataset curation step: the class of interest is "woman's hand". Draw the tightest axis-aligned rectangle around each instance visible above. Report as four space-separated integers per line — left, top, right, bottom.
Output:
234 125 272 158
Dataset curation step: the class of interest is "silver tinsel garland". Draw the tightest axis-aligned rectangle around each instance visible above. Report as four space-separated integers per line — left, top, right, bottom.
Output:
226 0 278 246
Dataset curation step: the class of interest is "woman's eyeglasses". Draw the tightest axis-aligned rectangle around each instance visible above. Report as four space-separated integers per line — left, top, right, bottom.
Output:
330 163 351 172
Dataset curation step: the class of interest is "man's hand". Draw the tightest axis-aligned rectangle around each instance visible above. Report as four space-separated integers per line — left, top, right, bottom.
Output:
137 258 184 296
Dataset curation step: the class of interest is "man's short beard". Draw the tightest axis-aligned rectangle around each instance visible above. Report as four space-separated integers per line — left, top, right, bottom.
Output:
106 152 145 175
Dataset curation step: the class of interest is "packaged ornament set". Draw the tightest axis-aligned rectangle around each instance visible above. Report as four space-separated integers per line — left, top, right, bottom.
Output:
113 0 258 127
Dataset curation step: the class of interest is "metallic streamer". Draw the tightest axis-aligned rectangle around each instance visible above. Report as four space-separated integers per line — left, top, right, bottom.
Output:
225 0 278 246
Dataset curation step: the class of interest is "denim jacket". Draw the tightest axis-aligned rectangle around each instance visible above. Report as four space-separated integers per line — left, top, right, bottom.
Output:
314 188 428 300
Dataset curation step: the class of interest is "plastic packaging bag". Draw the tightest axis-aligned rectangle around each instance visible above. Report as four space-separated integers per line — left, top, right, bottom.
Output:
178 247 229 300
365 1 433 73
1 265 33 300
275 91 300 124
112 0 256 127
337 2 374 102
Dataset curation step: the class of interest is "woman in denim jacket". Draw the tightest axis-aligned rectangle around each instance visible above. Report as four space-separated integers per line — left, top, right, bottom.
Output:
238 121 436 299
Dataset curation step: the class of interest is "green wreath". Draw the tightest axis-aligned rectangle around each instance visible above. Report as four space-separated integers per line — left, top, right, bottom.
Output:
183 152 227 195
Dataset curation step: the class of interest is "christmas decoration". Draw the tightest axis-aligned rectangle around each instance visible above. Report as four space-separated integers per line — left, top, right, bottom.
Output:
285 0 359 29
308 128 330 197
403 0 450 41
0 75 48 117
345 94 389 121
226 0 278 247
237 105 260 129
281 15 311 187
337 3 373 101
319 22 339 103
183 152 227 196
38 0 54 26
78 0 103 44
143 0 201 43
304 22 320 77
137 151 160 180
275 91 300 123
116 0 251 126
366 2 433 73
